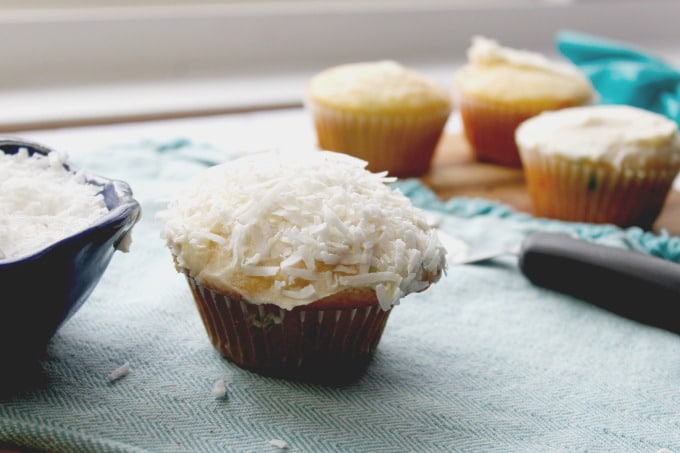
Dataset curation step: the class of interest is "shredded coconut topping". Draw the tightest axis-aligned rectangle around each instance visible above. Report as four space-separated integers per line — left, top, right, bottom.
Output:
159 150 448 310
0 148 109 261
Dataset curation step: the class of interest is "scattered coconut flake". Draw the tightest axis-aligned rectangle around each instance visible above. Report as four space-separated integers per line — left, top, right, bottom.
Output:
212 378 228 398
269 439 288 450
242 264 280 277
339 272 402 287
114 230 134 253
281 284 316 299
107 361 130 383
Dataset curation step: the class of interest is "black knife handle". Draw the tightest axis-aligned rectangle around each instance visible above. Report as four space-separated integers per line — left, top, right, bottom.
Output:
518 232 680 334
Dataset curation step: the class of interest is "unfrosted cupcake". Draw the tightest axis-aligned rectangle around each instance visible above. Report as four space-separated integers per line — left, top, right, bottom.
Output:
159 150 449 381
305 61 452 177
453 36 594 168
516 105 680 228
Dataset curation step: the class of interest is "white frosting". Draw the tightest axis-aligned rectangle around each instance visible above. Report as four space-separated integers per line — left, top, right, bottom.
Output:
515 105 680 166
159 150 449 310
468 36 585 79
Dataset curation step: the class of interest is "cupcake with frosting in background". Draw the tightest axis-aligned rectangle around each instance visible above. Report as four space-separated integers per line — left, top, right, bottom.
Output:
515 104 680 228
305 60 452 177
158 150 450 381
453 36 595 168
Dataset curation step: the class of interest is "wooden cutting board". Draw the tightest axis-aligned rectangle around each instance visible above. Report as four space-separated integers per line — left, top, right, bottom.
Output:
422 133 680 236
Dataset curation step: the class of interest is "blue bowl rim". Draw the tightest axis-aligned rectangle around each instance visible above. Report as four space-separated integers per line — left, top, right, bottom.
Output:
0 138 142 267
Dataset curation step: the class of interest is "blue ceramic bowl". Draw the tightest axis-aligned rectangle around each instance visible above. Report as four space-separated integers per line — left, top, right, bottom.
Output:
0 139 141 361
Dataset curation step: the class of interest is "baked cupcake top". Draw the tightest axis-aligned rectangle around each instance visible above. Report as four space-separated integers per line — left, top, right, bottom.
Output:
159 150 449 311
453 36 594 104
306 60 452 115
515 105 680 167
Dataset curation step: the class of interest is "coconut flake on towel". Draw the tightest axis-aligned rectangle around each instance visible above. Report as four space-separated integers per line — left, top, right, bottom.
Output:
212 378 228 398
107 361 130 383
268 439 289 450
0 148 108 260
159 150 449 311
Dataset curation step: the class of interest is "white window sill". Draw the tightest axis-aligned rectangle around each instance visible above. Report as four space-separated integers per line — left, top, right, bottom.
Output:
0 62 459 132
14 107 680 193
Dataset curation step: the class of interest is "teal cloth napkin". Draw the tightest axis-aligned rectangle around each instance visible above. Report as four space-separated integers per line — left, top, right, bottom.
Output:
2 141 680 452
557 30 680 125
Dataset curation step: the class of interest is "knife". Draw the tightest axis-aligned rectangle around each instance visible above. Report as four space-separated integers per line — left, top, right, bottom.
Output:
440 231 680 334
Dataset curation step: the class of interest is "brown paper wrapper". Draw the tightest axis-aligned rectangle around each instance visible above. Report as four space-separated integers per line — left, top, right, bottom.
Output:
458 95 583 168
308 101 450 177
520 149 680 228
186 275 392 382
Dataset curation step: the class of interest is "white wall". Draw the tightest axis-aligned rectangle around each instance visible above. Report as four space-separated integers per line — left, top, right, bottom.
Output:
1 0 678 130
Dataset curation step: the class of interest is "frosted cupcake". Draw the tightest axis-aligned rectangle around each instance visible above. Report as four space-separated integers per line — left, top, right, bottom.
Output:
516 105 680 228
159 150 449 380
453 36 594 168
305 61 452 177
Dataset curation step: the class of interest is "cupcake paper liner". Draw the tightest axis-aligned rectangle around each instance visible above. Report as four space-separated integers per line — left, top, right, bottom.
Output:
186 275 392 381
458 95 582 168
307 101 450 177
520 149 680 228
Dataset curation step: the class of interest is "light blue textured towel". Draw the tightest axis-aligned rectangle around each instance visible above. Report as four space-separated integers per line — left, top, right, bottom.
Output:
1 140 679 453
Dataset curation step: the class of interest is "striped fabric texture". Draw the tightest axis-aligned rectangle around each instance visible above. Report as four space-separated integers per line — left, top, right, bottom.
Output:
1 141 679 452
